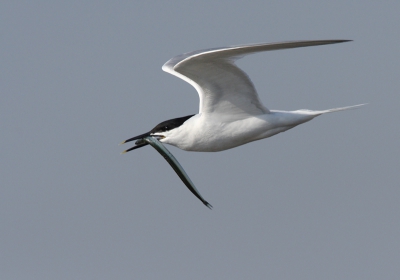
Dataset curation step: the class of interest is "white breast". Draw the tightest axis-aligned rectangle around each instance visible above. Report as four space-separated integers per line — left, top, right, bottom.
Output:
161 111 316 152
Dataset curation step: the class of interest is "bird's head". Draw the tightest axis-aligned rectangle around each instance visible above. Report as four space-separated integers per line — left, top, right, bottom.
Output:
120 113 212 209
120 114 194 153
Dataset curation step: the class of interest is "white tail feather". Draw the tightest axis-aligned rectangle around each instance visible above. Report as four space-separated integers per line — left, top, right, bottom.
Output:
315 103 367 115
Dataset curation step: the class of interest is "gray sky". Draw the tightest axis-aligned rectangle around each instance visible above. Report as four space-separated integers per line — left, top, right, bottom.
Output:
1 1 399 279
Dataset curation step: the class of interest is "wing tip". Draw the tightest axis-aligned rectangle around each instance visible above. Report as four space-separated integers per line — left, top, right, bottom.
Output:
332 39 353 43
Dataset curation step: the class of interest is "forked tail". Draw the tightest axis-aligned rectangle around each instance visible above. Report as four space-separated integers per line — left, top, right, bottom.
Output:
313 103 367 115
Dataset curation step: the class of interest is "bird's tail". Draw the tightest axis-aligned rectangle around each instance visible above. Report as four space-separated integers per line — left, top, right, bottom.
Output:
311 103 367 115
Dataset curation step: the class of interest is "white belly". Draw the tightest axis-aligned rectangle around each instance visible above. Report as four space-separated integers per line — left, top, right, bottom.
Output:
161 111 316 152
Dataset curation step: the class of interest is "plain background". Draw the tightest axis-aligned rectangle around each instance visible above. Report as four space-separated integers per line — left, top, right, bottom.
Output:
1 1 399 279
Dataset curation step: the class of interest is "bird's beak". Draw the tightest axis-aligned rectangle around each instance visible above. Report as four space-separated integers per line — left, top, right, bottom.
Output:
120 139 149 153
120 135 212 209
120 133 164 154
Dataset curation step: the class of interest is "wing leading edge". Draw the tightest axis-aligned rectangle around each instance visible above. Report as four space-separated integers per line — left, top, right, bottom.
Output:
162 40 351 117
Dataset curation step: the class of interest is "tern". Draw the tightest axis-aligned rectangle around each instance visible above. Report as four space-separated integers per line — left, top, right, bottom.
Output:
121 40 364 209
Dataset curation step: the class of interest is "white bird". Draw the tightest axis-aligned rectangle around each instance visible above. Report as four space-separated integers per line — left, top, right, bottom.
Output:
121 40 364 208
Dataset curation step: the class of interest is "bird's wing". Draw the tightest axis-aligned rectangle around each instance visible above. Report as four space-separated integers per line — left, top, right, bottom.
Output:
162 40 351 117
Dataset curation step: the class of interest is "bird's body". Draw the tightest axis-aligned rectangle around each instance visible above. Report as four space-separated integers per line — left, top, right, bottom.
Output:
121 40 364 208
158 106 363 152
159 110 314 152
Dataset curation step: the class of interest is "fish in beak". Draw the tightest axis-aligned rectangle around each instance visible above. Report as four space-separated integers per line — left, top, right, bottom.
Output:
120 134 212 209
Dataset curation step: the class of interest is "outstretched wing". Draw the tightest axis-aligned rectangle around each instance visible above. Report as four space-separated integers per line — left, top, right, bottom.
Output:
162 40 351 117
